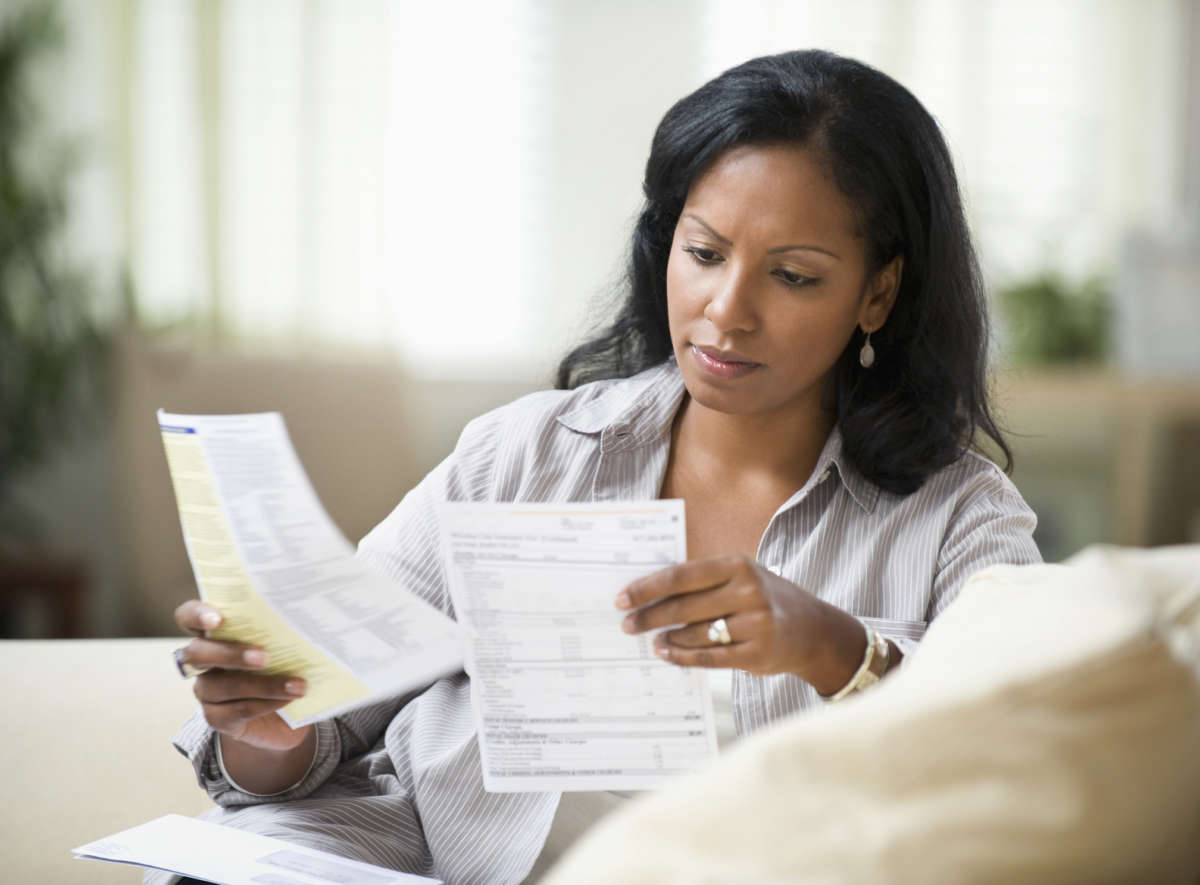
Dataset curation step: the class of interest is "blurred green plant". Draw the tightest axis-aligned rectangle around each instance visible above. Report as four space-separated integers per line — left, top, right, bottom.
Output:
0 2 115 542
998 271 1110 366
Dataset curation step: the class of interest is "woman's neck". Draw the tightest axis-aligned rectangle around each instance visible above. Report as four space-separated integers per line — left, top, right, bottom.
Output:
670 394 834 489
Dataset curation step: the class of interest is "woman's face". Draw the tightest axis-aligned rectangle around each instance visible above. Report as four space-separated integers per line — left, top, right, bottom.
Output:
666 142 900 423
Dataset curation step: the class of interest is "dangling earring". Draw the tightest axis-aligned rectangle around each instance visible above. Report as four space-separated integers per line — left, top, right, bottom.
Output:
859 331 875 368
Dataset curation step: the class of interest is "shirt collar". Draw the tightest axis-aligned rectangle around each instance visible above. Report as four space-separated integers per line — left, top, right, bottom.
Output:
556 358 879 513
803 426 880 514
555 359 686 450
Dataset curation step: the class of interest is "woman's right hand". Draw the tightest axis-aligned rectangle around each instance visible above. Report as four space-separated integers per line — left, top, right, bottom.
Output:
174 599 312 753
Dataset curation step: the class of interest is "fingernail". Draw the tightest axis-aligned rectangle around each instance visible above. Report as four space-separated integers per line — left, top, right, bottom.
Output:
621 616 636 634
615 591 632 610
200 611 221 629
285 679 306 697
243 649 268 668
655 646 672 660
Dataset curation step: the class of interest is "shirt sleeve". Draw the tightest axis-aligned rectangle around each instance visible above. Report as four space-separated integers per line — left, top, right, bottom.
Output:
355 406 507 619
171 690 424 807
928 471 1042 623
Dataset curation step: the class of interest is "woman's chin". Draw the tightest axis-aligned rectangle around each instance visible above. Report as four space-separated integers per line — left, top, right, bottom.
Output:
680 373 766 416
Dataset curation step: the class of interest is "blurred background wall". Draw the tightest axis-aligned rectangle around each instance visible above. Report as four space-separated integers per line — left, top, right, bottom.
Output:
2 0 1198 638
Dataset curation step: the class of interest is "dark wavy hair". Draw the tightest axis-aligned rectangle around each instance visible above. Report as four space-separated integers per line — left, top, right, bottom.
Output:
555 49 1011 495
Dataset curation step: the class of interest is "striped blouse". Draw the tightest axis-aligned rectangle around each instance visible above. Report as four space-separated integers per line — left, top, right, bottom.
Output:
159 359 1040 885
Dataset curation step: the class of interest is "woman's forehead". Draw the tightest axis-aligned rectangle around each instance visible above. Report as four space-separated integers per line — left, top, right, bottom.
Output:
682 144 860 247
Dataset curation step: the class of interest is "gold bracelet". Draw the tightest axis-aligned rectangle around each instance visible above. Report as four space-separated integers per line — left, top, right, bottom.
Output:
824 622 889 702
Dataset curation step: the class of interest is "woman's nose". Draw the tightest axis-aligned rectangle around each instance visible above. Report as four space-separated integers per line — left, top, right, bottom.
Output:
703 267 757 333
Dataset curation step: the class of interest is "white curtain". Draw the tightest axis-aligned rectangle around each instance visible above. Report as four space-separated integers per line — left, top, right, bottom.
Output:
126 0 549 376
51 0 1192 378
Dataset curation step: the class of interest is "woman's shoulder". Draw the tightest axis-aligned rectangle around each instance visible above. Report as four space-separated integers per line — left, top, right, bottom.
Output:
940 449 1029 509
854 448 1041 585
870 446 1033 523
439 363 678 501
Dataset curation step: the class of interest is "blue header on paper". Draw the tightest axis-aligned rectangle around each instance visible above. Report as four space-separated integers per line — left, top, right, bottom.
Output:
160 425 197 434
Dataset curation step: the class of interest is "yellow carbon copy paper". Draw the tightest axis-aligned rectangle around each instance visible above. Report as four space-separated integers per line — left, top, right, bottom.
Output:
159 411 463 726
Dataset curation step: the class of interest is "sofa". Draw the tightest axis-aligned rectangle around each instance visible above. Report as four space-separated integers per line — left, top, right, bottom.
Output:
0 638 212 883
5 545 1200 884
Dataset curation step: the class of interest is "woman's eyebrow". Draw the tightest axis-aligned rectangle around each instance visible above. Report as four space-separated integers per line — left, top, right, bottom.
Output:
682 212 841 260
683 213 731 244
768 244 841 260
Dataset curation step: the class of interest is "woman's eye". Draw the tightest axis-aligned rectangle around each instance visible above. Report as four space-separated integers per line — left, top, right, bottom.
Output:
774 268 819 288
682 246 721 264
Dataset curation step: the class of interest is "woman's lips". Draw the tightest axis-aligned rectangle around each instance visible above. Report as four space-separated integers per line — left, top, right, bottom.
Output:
691 344 761 379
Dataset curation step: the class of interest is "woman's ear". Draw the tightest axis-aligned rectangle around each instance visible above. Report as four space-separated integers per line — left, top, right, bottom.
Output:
859 255 903 332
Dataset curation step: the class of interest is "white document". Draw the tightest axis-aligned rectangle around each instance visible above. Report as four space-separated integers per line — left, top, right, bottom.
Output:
159 410 464 726
73 814 440 884
440 500 719 792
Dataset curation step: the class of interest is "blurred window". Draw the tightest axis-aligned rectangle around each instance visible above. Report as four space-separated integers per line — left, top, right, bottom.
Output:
700 0 1188 283
107 0 1188 377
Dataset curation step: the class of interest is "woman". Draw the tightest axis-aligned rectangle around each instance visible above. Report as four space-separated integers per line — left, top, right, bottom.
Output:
162 50 1039 885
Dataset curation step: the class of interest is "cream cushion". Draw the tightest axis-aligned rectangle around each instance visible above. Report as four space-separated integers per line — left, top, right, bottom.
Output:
542 545 1200 885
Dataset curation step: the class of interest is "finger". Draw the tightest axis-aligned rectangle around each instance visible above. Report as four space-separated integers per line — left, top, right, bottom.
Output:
175 599 223 635
653 642 751 670
621 583 745 634
183 637 270 672
194 671 306 705
616 554 751 611
657 610 768 649
204 698 296 733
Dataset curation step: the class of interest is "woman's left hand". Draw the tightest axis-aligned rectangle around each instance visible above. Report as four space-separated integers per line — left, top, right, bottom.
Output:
616 553 859 681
